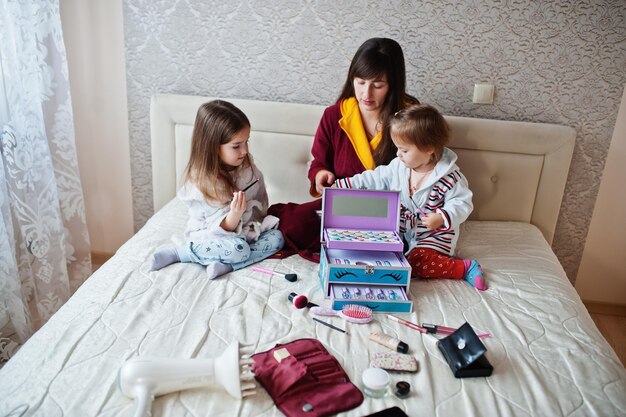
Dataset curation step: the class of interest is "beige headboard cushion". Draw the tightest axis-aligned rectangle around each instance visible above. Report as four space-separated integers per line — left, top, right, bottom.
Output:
151 94 575 244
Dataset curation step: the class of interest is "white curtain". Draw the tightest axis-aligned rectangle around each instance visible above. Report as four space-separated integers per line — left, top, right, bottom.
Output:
0 0 91 365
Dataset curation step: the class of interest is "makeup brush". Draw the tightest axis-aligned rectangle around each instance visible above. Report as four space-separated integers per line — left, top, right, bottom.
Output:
251 265 297 282
230 179 259 204
288 293 309 309
288 292 318 309
241 178 259 192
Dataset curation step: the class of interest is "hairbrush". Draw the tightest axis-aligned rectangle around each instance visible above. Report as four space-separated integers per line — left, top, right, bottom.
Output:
310 304 373 324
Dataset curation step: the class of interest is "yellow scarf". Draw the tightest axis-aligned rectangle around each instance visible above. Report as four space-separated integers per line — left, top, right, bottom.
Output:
338 97 381 170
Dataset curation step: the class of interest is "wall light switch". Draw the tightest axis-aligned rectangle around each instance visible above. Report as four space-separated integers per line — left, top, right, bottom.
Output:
473 83 494 104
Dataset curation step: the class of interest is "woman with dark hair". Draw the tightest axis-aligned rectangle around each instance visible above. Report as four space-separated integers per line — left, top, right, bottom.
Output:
270 38 419 260
308 37 419 197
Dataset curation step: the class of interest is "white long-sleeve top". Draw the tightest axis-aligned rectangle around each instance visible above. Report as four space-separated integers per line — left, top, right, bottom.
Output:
177 159 278 243
334 148 473 256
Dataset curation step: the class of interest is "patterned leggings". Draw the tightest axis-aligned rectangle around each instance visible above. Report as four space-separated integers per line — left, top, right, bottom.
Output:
407 247 465 279
178 229 284 271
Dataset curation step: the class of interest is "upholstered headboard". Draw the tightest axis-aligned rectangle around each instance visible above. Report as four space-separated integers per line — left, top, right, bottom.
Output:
151 94 575 244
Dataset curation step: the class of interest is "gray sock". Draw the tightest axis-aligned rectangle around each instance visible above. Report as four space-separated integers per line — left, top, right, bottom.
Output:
206 262 233 280
150 247 180 271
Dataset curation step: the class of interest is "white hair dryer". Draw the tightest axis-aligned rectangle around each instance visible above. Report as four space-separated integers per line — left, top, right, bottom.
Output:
118 341 256 417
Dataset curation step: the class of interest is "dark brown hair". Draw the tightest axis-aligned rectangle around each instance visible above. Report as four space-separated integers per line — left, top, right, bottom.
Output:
182 100 251 202
338 38 419 165
389 104 449 162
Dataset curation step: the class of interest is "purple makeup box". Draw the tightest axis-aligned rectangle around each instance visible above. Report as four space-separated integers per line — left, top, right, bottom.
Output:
319 188 413 313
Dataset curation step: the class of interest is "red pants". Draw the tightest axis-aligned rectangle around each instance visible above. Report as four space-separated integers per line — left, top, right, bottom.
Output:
407 247 465 279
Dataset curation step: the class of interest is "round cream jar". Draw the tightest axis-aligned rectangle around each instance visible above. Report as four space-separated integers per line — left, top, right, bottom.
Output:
361 367 390 398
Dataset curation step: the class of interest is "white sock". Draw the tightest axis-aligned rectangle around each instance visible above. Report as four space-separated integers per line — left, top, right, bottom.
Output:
206 262 233 280
150 247 180 271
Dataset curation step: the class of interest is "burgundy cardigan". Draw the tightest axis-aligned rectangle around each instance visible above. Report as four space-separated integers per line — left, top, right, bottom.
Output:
307 103 368 192
272 102 379 261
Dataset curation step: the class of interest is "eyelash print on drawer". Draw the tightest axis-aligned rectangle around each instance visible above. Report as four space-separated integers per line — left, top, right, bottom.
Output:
334 270 357 279
380 273 403 281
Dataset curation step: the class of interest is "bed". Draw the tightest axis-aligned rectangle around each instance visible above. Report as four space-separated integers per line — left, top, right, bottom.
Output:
1 94 625 417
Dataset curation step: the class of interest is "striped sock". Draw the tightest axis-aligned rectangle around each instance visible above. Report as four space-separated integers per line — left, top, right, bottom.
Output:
464 260 487 291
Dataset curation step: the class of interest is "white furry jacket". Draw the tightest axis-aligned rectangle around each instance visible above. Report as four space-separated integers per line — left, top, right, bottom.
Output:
177 159 279 243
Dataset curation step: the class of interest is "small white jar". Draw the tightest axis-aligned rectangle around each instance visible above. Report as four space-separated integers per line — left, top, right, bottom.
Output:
361 367 390 398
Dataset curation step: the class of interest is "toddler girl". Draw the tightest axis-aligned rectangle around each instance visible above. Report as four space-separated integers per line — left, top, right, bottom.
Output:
150 100 284 279
334 104 487 290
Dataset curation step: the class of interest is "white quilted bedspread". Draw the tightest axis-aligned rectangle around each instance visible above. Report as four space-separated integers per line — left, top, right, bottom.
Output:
1 199 625 417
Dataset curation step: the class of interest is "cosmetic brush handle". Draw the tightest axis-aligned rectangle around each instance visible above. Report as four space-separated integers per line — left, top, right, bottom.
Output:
251 266 274 275
310 306 340 318
251 265 298 282
241 178 259 192
312 317 346 334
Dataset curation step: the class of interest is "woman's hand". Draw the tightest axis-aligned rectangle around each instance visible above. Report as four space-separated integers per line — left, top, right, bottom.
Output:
421 212 444 230
221 191 246 231
315 170 336 195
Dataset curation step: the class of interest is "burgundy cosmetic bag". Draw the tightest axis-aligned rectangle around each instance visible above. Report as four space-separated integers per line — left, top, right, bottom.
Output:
251 338 364 417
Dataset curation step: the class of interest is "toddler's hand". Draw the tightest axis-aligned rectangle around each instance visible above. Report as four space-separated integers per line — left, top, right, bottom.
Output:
315 170 336 195
421 212 444 230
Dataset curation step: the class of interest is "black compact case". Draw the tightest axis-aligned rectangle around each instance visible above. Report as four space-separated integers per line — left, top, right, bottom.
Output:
437 322 493 378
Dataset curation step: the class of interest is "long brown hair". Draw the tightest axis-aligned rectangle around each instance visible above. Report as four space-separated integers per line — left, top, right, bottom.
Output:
182 100 251 202
338 38 419 165
390 104 449 163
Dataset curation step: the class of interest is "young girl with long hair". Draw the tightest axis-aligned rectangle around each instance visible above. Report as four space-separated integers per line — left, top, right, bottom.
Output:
334 104 487 290
150 100 284 279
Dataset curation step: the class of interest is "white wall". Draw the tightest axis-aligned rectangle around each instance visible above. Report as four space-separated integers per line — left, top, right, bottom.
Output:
576 85 626 305
60 0 134 255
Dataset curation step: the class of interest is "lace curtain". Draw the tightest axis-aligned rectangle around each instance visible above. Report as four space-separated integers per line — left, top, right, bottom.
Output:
0 0 91 365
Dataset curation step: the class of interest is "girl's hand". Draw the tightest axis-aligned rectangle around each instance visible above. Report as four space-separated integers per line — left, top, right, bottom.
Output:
221 191 246 231
229 191 246 218
315 170 336 195
421 212 444 230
